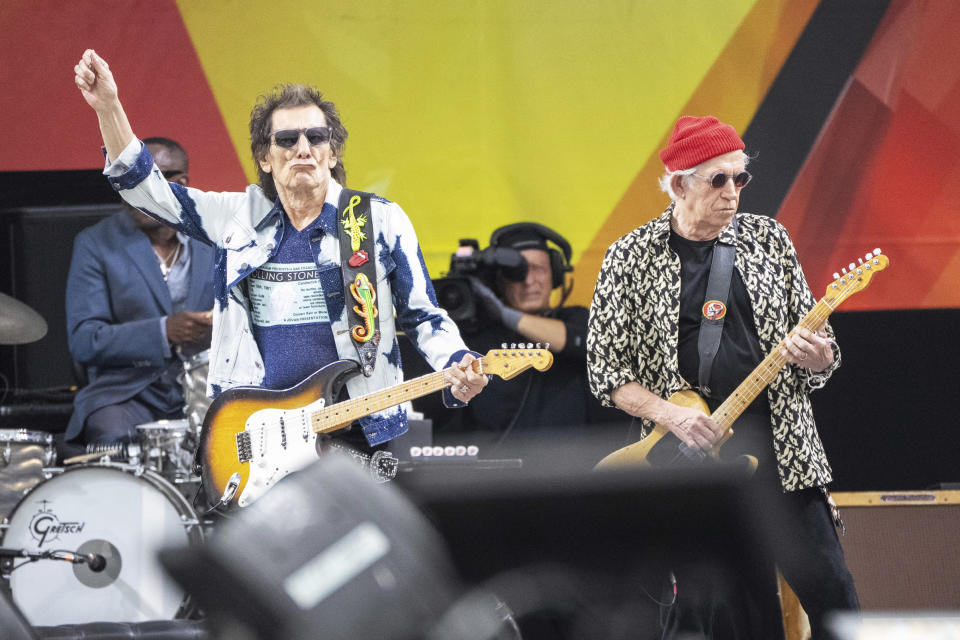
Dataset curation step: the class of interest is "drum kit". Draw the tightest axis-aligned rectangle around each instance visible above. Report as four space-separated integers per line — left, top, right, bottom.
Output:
0 292 211 626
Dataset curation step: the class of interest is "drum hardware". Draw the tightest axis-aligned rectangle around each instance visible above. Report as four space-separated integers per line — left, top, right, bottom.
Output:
0 430 55 467
0 546 107 572
178 516 204 529
63 442 141 466
177 349 211 434
136 419 197 483
0 429 57 526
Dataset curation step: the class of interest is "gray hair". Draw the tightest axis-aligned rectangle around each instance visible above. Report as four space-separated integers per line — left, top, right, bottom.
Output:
658 151 751 201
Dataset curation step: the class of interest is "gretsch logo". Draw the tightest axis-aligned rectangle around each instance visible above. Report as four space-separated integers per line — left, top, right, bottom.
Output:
27 499 86 547
702 300 727 321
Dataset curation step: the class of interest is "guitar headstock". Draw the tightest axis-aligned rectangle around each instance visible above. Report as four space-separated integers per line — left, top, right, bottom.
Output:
822 248 890 307
482 344 555 380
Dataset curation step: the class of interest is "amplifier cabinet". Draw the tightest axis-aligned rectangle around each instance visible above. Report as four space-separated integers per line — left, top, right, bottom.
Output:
832 490 960 610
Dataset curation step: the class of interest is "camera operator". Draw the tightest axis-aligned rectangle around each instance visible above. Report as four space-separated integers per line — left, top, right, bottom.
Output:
435 223 626 462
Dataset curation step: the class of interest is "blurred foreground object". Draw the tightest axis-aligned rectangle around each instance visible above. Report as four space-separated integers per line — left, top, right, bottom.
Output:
161 451 460 640
163 438 775 640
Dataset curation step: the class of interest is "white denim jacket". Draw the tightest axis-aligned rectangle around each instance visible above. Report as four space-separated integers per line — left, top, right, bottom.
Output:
105 139 469 445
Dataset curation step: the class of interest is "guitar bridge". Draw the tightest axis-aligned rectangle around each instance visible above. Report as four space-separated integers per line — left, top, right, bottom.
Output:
236 431 252 463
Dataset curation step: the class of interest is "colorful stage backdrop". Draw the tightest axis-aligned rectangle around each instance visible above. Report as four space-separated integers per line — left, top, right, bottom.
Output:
1 0 956 310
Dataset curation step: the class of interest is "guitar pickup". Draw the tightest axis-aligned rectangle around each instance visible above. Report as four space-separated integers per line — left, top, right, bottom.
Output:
236 431 252 463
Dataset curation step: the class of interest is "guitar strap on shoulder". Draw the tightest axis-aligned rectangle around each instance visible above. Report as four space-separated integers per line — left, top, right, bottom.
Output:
697 215 738 398
338 188 380 377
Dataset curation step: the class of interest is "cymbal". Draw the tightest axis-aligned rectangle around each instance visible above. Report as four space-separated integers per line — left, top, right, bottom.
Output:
0 292 48 345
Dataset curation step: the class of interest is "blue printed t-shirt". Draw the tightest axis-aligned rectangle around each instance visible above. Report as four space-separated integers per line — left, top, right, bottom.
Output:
248 213 340 390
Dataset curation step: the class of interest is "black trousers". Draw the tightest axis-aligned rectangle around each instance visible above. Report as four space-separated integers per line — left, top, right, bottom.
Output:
666 413 859 640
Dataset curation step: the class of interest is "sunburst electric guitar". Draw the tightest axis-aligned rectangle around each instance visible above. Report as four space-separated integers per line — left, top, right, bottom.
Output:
596 249 890 470
198 346 553 507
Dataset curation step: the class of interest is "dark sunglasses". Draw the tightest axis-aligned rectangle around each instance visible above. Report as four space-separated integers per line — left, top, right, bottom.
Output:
270 127 332 149
692 170 752 189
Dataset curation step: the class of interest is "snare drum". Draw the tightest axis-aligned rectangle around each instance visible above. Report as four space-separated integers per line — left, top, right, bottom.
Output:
2 464 203 625
0 429 55 522
179 349 211 433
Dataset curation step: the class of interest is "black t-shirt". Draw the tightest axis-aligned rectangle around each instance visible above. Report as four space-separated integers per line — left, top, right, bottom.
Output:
669 230 770 416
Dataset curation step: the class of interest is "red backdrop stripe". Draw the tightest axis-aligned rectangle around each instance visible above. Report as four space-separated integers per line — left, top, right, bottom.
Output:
777 0 960 310
0 1 247 192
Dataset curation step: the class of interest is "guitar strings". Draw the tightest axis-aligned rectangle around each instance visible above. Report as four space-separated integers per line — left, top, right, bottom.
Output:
312 354 495 432
670 269 865 461
708 268 862 432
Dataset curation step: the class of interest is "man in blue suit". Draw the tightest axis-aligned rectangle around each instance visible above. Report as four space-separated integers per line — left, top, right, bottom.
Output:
65 138 216 444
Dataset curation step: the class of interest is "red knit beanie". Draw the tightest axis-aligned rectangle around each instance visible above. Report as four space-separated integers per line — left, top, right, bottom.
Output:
659 116 745 171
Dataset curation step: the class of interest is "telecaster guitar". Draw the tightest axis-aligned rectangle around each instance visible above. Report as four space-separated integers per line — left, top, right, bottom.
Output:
198 346 553 507
596 249 890 470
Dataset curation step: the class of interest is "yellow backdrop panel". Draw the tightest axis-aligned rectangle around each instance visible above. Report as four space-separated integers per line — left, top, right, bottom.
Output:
177 0 813 303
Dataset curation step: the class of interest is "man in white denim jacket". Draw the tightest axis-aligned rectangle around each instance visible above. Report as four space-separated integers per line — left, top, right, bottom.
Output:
74 49 486 449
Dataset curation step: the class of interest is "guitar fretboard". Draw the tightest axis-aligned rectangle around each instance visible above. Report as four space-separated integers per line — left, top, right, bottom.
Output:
310 356 486 433
710 297 836 431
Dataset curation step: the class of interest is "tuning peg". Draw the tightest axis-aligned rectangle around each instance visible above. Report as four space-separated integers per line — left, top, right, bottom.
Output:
841 267 847 275
858 258 863 265
833 272 840 280
865 252 873 260
510 343 517 349
501 342 508 349
874 247 882 255
849 263 856 271
544 342 551 350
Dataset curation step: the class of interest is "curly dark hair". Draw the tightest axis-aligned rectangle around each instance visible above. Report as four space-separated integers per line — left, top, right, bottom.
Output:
249 84 348 201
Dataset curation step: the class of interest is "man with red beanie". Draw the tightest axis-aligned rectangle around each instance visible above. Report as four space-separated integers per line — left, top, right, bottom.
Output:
587 116 858 638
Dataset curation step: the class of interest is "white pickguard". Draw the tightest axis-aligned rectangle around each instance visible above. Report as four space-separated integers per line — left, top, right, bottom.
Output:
237 397 327 507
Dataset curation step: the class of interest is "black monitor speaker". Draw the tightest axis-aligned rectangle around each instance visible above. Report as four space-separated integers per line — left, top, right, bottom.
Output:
161 439 777 640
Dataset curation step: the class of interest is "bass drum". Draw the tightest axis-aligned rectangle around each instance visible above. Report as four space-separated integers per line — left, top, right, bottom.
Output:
2 464 203 625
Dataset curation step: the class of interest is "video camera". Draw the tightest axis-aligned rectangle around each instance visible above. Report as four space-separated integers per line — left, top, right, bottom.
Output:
432 239 528 334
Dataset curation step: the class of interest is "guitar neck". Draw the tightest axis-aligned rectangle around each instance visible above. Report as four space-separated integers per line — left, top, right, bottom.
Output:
310 356 485 433
710 297 836 430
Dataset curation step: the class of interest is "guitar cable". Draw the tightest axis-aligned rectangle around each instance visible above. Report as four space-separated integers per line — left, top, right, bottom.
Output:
491 373 534 453
658 572 678 637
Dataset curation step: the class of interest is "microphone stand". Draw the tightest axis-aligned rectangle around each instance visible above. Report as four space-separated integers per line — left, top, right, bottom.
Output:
0 547 106 572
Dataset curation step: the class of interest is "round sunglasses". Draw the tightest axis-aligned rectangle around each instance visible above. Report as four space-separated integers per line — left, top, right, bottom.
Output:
691 170 752 189
270 127 331 149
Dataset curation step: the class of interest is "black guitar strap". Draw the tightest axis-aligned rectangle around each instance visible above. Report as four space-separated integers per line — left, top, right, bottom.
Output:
697 215 738 398
337 189 380 376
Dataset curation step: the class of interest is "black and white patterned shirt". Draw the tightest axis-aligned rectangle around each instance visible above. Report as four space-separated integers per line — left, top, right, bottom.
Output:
587 204 838 491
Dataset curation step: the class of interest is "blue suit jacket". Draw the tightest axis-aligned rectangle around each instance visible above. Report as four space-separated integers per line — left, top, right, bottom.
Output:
65 209 215 441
